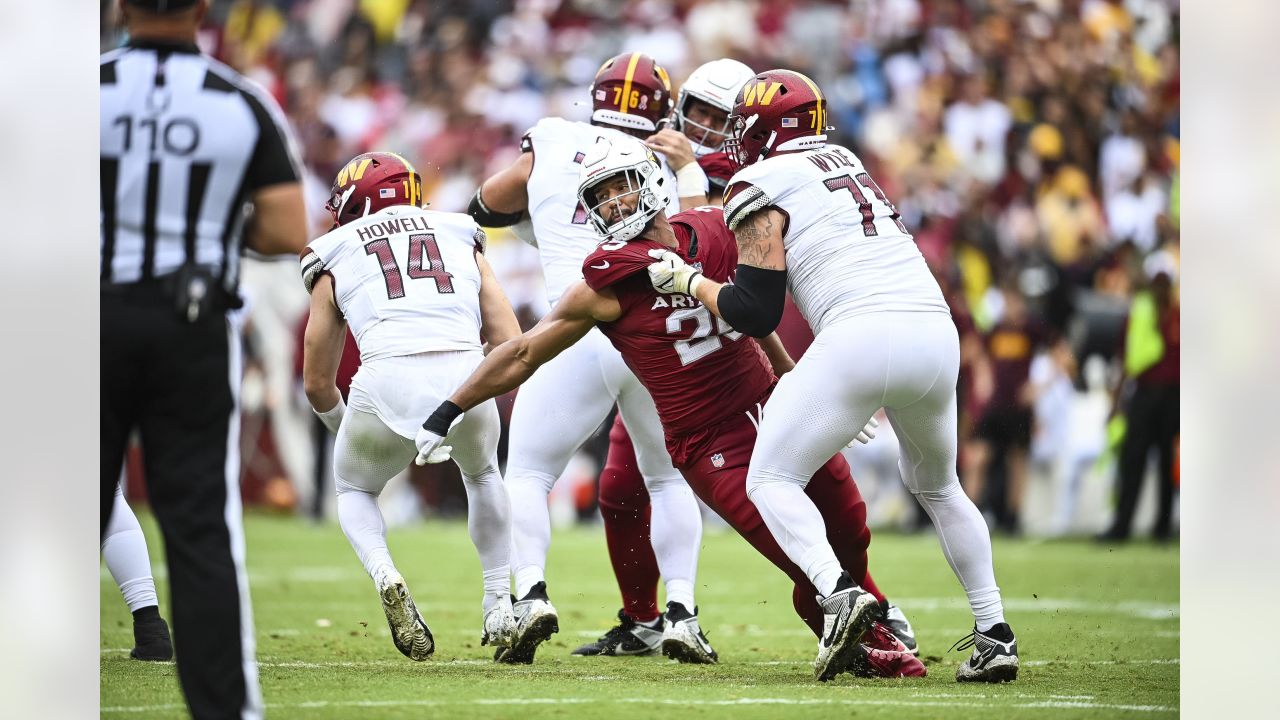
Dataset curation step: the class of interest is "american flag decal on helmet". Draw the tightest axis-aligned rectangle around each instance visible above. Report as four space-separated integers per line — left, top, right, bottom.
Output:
781 117 798 128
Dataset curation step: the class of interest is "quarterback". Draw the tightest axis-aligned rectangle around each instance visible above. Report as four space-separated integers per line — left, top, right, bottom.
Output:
300 152 520 661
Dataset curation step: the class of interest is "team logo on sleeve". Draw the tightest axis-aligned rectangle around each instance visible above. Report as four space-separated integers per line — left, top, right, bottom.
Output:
710 453 725 468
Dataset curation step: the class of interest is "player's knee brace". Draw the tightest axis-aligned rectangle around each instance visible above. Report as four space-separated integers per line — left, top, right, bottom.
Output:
745 466 809 499
912 479 965 505
504 467 558 495
334 476 380 497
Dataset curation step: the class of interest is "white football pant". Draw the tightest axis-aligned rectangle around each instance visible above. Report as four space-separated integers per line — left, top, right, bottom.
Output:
335 351 511 609
745 312 1006 630
506 327 701 610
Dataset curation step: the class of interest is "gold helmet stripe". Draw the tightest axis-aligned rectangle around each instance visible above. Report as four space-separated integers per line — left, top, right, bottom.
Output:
619 52 642 114
790 71 825 135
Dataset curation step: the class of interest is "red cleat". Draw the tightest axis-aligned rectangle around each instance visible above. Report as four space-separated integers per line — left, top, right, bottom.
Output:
847 622 928 678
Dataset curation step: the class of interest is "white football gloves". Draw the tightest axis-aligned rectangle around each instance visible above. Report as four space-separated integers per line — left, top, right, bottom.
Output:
647 249 703 295
848 416 880 447
414 418 460 466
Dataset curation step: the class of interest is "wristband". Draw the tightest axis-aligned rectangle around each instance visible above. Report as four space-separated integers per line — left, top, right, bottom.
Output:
675 162 709 197
422 400 463 436
686 272 704 296
314 397 346 435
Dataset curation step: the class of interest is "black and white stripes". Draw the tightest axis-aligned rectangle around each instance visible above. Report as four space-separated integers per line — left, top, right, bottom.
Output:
100 40 301 288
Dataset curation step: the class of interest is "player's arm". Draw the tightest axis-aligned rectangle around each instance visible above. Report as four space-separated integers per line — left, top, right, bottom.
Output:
475 251 521 349
644 129 709 208
301 274 348 433
415 281 621 463
649 205 788 338
468 151 532 227
757 332 796 376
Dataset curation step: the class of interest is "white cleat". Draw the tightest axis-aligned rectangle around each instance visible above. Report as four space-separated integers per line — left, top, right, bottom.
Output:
953 623 1019 683
813 573 882 681
660 602 718 664
495 582 559 664
481 595 517 649
378 573 434 661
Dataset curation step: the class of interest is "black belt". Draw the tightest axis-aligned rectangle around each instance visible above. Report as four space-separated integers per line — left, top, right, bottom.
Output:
102 268 241 319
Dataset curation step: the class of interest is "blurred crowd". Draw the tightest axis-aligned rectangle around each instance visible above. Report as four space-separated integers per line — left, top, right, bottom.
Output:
103 0 1180 539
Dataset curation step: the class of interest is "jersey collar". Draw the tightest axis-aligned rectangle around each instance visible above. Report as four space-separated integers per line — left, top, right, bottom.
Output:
127 37 201 54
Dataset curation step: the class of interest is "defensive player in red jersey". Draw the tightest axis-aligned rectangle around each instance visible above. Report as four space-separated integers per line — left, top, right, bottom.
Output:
415 137 924 679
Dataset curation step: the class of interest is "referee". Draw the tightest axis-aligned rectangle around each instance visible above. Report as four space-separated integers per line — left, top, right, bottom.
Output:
101 1 306 718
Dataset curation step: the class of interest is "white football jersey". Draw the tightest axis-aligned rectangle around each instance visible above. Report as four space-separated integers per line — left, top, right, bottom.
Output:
523 117 680 305
723 144 948 334
303 205 485 362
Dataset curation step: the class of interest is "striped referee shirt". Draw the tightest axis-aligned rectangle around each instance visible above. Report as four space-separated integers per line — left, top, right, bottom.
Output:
100 38 302 288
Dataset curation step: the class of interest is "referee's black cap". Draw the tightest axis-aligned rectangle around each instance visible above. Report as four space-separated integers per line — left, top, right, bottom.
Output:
124 0 201 12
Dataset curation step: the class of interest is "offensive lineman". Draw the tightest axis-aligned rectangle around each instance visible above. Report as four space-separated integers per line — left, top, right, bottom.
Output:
647 69 1020 682
416 138 924 679
463 52 715 664
300 152 519 661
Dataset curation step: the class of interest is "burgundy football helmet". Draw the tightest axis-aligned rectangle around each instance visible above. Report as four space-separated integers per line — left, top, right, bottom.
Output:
325 152 423 227
724 69 830 171
590 52 673 136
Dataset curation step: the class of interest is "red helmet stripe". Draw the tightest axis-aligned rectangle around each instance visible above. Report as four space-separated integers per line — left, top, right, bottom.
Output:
619 51 642 114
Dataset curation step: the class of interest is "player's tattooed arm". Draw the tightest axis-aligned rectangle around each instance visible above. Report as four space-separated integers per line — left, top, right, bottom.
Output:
733 208 787 271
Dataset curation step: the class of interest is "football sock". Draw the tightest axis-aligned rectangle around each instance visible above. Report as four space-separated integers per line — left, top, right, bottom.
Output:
748 479 846 597
646 482 702 611
459 466 512 609
506 469 556 599
599 500 661 623
335 481 396 584
102 488 160 612
913 481 1006 632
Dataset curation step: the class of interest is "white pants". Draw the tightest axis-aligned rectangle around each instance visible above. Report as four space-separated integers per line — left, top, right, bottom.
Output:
505 327 700 606
748 311 960 494
334 351 511 605
745 312 1005 628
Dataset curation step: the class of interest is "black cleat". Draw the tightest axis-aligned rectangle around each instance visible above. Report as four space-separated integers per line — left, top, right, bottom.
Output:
571 609 662 657
129 608 173 662
953 623 1019 683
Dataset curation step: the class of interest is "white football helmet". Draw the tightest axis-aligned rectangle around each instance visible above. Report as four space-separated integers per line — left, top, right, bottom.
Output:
577 136 669 243
673 59 756 155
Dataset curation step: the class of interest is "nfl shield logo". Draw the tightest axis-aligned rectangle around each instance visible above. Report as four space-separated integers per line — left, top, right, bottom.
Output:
710 453 725 468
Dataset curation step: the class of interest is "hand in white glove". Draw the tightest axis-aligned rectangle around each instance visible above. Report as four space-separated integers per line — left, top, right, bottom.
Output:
414 425 454 465
847 415 880 447
647 248 703 295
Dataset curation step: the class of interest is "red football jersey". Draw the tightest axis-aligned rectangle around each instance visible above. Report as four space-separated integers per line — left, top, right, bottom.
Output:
582 207 776 439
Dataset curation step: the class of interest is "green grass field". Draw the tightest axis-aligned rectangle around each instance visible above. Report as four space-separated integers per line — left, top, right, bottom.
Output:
101 512 1178 718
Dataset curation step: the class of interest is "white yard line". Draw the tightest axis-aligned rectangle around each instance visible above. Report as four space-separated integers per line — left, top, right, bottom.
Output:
102 696 1175 714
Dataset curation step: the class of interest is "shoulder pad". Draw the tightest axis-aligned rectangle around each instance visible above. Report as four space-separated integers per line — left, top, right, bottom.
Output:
300 248 325 293
722 181 773 231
